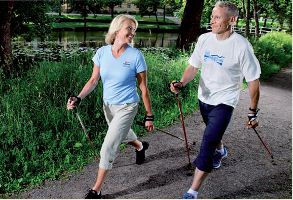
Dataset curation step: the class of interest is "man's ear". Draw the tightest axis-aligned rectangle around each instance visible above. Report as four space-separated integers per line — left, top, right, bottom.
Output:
229 16 237 26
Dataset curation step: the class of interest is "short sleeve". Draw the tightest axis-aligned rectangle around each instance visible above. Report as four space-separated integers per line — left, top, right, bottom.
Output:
92 47 103 67
188 35 204 69
135 50 147 73
241 43 261 82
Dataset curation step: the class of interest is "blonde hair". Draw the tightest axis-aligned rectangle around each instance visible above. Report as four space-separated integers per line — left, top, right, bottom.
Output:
105 14 138 45
215 1 239 17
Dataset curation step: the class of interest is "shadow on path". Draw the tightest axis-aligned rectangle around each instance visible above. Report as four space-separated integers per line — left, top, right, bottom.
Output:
104 164 193 199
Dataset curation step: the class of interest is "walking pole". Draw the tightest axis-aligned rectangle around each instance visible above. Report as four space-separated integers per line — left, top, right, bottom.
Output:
252 127 274 160
74 108 99 160
173 92 192 167
136 121 194 145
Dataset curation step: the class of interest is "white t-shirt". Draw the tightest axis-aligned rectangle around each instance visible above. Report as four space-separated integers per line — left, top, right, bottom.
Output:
92 45 147 104
189 32 261 108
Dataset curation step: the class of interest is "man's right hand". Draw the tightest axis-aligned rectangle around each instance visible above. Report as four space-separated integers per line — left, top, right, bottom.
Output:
67 96 81 110
170 80 183 94
246 108 260 128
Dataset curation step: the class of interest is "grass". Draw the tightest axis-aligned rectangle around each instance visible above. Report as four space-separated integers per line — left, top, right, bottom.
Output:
0 47 197 195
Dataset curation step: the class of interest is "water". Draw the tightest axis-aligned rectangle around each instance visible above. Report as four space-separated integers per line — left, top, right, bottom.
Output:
51 30 178 48
11 30 179 65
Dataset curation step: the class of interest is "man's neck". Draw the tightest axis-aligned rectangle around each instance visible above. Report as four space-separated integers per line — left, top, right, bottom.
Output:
216 30 234 41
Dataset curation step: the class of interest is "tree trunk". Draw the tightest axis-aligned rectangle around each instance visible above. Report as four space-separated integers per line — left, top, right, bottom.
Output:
245 0 250 37
177 0 205 50
263 13 268 27
252 0 259 37
83 15 87 43
0 0 14 78
163 5 166 23
83 4 87 43
242 0 246 17
110 5 114 19
59 0 62 16
155 12 159 29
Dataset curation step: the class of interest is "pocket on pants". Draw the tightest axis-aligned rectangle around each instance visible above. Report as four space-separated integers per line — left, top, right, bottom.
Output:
123 102 138 111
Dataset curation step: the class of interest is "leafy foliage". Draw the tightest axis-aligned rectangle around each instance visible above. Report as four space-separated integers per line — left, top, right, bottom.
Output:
11 1 53 41
253 31 292 79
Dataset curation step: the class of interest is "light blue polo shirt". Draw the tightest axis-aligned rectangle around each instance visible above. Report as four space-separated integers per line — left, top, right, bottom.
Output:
92 45 147 104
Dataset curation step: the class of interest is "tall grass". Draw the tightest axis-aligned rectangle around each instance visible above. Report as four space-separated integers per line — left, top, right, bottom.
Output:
0 48 198 194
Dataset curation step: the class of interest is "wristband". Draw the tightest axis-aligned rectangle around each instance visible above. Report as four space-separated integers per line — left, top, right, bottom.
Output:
248 108 259 122
144 115 154 122
171 80 184 89
71 95 81 106
249 107 259 113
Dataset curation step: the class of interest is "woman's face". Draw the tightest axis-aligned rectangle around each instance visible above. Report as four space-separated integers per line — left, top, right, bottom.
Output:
210 6 231 34
115 19 136 44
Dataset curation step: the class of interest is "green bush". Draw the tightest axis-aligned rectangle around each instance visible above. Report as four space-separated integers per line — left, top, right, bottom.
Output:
253 32 292 79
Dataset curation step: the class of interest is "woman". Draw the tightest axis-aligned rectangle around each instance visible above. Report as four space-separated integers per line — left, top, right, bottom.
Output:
67 14 154 199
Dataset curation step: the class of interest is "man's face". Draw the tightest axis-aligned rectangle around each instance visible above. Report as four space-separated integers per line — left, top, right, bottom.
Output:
210 6 232 34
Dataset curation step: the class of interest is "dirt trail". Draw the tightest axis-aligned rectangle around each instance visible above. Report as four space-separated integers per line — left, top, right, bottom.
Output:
15 67 292 199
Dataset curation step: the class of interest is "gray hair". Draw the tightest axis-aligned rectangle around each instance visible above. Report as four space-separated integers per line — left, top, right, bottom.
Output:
215 1 239 17
105 14 138 45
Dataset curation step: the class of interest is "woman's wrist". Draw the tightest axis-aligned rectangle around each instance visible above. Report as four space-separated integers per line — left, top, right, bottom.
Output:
144 114 154 122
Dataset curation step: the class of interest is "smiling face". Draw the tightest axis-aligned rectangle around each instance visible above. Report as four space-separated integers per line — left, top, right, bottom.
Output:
115 19 136 45
210 6 234 35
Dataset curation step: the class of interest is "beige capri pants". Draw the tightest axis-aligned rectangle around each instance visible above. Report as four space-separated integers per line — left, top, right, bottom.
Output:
99 102 139 170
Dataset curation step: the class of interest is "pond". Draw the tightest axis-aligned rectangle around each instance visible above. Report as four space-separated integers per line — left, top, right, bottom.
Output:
54 30 179 48
12 30 179 65
14 30 179 50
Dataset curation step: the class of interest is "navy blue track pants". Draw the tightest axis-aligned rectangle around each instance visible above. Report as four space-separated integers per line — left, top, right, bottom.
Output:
194 100 234 173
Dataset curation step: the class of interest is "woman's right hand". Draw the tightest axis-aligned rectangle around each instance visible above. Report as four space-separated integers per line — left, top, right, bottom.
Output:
67 96 81 110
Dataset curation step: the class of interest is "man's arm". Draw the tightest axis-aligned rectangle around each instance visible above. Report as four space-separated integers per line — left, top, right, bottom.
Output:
170 65 198 93
180 65 199 86
247 79 260 128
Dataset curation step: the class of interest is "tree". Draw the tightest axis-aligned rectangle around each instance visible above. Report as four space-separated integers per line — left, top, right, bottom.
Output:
134 0 161 28
161 0 181 22
0 0 14 78
245 0 250 37
270 0 292 30
11 1 53 42
103 0 123 18
177 0 204 50
134 0 159 17
252 0 260 37
201 0 214 25
66 0 103 42
0 0 52 78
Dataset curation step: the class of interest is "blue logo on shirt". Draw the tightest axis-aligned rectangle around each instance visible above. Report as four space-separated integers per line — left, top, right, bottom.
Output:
204 51 224 66
123 61 131 67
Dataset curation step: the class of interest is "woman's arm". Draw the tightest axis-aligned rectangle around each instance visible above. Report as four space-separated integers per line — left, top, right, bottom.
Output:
67 64 100 110
137 71 154 132
78 64 101 99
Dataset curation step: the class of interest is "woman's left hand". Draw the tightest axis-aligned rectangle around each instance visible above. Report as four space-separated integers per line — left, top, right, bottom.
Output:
145 121 154 132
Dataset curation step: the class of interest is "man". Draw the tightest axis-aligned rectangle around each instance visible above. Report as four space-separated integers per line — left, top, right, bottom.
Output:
170 1 261 199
